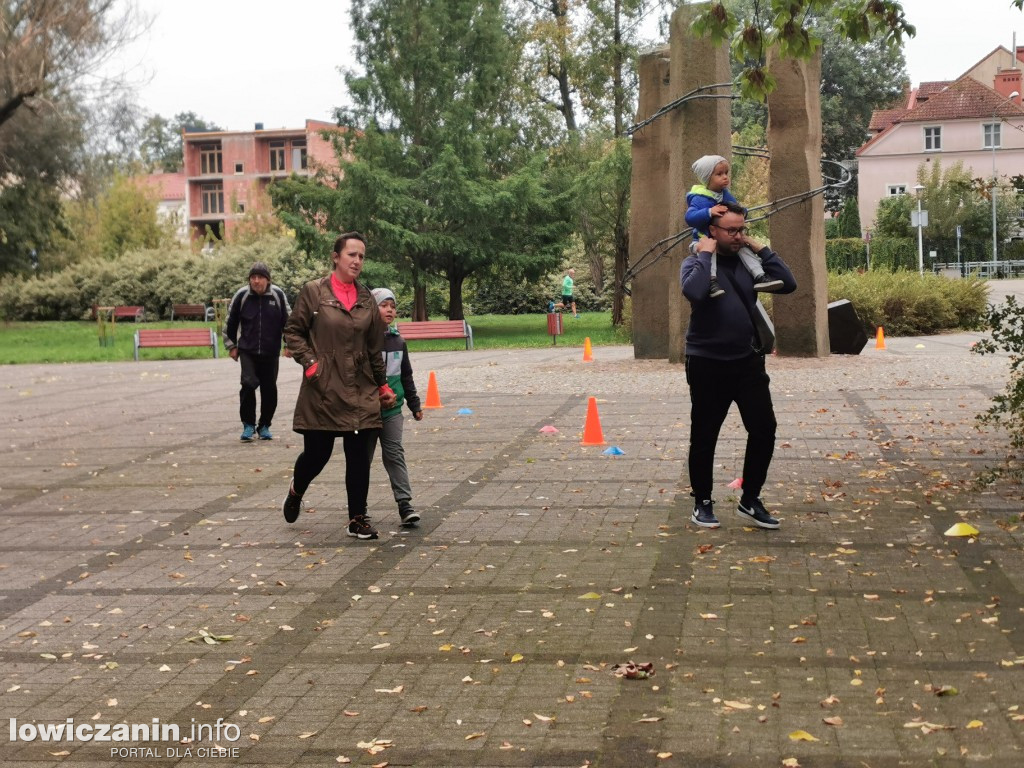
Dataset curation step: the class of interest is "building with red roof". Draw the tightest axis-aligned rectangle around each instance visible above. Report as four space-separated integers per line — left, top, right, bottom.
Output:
857 44 1024 239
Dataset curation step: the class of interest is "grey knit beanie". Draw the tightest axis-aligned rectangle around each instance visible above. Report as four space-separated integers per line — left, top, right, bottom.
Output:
691 155 728 186
371 287 396 305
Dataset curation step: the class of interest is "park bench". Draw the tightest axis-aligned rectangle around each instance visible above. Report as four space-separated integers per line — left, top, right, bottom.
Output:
396 320 474 350
133 329 219 361
112 305 145 322
170 303 211 321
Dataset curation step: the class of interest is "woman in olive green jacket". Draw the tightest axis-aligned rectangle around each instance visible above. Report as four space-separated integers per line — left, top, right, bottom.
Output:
280 232 396 540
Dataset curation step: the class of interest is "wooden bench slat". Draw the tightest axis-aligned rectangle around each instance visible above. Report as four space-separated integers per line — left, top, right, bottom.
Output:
396 320 473 349
171 303 208 320
112 306 145 322
134 329 219 360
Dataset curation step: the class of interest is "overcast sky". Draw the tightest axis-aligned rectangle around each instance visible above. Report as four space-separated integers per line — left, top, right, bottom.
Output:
106 0 1023 132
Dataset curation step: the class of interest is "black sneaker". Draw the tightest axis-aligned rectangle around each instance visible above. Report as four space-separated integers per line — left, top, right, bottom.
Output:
709 280 725 298
347 515 379 540
736 497 780 529
399 506 421 527
690 499 720 528
753 276 784 292
282 488 303 524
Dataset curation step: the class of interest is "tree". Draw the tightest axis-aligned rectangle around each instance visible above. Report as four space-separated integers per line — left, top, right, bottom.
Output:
692 0 914 102
140 112 222 173
0 87 83 273
56 172 171 262
271 0 573 320
726 2 908 158
835 195 861 238
0 1 140 129
514 0 649 324
820 34 906 162
873 193 912 238
0 2 142 274
721 1 908 214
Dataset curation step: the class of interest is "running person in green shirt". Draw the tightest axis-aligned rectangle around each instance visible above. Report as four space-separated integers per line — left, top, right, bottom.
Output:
554 268 577 317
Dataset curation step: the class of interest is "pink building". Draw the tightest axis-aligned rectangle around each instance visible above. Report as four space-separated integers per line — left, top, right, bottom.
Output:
857 45 1024 235
182 120 341 242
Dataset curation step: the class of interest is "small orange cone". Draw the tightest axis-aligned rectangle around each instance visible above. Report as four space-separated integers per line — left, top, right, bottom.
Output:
583 337 593 362
423 370 443 409
875 326 886 350
581 396 606 446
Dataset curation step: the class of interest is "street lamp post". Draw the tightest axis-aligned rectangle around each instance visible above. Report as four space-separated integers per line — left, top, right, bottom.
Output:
914 183 925 275
992 90 1020 266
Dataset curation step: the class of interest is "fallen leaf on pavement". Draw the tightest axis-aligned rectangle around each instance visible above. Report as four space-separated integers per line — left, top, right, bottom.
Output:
788 730 818 742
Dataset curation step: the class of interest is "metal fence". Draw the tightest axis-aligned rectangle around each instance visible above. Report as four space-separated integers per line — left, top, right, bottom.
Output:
932 260 1024 278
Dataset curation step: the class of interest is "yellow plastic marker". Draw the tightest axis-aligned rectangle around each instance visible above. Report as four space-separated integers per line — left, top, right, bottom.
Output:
944 522 980 537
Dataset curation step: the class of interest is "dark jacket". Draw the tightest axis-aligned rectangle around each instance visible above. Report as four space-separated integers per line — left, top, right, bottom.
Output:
681 245 797 360
685 184 741 240
223 284 290 356
284 276 388 433
380 329 421 420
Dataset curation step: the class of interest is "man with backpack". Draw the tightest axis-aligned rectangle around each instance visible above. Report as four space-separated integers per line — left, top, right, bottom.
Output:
223 262 291 441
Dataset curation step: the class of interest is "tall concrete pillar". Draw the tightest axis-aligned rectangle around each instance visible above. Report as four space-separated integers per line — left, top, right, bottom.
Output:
665 4 732 363
629 46 672 359
766 50 829 357
629 3 730 361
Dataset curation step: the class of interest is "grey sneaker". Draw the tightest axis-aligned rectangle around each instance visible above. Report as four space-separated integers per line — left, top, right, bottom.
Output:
399 505 421 527
737 497 780 529
709 279 725 298
690 498 720 528
753 276 784 292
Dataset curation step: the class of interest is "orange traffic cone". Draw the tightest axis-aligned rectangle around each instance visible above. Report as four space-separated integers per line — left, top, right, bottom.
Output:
583 337 593 362
875 326 886 350
423 370 443 409
581 396 606 446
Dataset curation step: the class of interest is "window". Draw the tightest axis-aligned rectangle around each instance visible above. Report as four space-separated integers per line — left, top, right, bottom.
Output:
237 202 245 214
234 162 244 174
886 184 907 196
984 122 1002 150
269 140 286 171
201 182 224 214
923 126 941 151
292 138 308 170
199 143 223 174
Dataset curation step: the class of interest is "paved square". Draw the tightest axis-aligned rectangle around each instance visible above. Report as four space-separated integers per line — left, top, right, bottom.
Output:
1 335 1022 766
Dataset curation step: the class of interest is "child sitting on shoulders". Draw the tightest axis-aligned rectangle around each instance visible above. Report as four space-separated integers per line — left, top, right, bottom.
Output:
686 154 783 299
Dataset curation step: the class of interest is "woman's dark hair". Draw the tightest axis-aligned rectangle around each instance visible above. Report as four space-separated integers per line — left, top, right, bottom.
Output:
710 202 746 225
333 231 366 254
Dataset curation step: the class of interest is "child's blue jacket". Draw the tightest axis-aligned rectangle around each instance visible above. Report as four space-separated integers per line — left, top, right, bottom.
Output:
685 184 741 239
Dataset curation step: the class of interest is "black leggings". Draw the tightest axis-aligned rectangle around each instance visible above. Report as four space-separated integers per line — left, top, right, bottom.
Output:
291 430 380 519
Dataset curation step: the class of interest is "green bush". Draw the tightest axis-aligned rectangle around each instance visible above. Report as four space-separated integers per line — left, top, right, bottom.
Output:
867 237 917 271
972 295 1024 482
825 238 867 272
471 278 552 315
0 238 316 321
827 270 987 336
